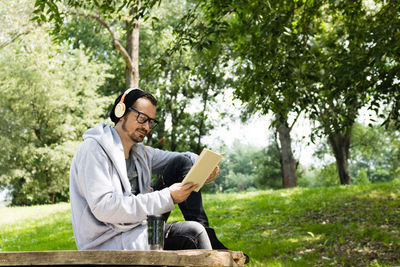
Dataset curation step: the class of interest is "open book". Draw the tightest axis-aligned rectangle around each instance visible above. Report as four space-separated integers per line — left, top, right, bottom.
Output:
182 148 224 192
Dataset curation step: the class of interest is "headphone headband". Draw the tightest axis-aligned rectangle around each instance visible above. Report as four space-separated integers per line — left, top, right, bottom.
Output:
120 88 139 103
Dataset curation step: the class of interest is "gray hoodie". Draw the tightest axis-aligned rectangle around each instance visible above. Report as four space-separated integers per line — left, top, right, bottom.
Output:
69 123 197 250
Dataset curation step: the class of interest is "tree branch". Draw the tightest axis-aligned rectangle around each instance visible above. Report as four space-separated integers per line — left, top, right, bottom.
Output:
69 11 134 71
0 27 35 50
289 110 302 131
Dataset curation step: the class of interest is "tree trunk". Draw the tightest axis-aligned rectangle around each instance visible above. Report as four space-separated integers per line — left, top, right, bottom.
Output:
276 117 297 188
125 5 140 89
328 133 352 185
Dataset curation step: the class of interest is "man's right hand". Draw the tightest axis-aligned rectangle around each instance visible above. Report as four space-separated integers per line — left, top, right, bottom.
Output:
169 183 198 204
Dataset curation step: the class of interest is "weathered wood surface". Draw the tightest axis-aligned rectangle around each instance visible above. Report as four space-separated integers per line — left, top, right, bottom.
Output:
0 250 246 267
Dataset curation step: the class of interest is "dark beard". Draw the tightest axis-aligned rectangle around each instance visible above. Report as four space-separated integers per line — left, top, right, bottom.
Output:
121 119 146 143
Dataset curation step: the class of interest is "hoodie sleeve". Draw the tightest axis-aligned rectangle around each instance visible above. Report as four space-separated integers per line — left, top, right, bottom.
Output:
144 146 198 175
74 139 174 225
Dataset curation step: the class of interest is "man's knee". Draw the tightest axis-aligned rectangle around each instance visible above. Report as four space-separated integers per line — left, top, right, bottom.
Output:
168 155 192 169
164 221 212 250
183 221 212 249
165 155 192 182
184 221 207 237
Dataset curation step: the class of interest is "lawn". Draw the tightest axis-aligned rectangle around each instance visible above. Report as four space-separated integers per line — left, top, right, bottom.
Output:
1 180 399 266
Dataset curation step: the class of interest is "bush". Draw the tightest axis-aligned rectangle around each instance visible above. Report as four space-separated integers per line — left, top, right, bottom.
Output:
353 168 370 185
313 163 340 187
0 25 110 205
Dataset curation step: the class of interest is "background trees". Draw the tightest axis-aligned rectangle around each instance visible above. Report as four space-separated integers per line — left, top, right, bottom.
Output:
33 0 160 89
0 1 109 204
0 0 399 205
34 0 223 153
349 123 400 184
174 0 400 186
303 1 399 185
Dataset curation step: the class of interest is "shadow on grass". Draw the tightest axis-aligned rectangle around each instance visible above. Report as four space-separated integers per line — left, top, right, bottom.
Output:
202 181 400 266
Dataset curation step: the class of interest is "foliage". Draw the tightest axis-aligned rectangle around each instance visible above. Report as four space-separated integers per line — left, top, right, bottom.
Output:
0 0 36 50
175 0 400 185
186 0 399 130
350 123 400 183
3 0 399 206
34 0 225 153
1 0 229 205
2 181 400 266
297 162 340 188
253 142 282 190
139 0 228 153
365 0 400 128
202 141 258 193
313 163 340 188
32 0 157 97
312 123 400 186
202 127 398 191
32 0 160 35
354 168 371 185
203 140 283 193
296 166 315 188
0 2 110 205
302 1 399 184
56 16 125 98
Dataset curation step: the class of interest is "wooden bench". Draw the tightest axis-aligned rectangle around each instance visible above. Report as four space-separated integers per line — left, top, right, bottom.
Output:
0 250 246 266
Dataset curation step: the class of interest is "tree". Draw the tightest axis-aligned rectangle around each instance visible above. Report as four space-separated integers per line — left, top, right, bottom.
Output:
139 0 226 153
311 122 400 186
304 0 400 184
176 0 400 185
56 16 125 97
173 0 325 187
276 116 298 188
0 0 37 50
0 3 110 204
367 1 400 128
36 0 222 153
33 0 161 89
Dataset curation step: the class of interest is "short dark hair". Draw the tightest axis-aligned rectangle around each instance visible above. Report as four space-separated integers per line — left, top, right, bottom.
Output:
109 88 157 124
134 94 157 108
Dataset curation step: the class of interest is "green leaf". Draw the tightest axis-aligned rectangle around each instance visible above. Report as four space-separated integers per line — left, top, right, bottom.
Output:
40 14 47 22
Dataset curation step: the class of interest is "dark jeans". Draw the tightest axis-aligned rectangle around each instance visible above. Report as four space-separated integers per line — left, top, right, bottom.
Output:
152 155 225 250
152 155 209 227
163 221 212 250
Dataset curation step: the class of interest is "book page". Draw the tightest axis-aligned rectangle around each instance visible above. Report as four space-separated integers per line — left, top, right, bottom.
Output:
182 148 224 192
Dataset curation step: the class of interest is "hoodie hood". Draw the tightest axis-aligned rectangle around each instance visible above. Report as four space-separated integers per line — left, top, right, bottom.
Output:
83 123 131 194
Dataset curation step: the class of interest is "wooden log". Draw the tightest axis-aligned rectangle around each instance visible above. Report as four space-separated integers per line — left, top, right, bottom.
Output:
0 250 246 267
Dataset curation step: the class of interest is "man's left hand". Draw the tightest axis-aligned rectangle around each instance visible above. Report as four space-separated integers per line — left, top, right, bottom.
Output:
205 166 219 184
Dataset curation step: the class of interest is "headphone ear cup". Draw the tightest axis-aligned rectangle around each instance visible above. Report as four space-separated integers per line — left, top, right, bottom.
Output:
114 103 126 118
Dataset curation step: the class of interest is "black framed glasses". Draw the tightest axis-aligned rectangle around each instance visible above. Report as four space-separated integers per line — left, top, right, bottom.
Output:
128 107 159 129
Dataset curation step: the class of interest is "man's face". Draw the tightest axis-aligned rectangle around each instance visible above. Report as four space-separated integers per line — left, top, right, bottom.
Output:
120 97 157 144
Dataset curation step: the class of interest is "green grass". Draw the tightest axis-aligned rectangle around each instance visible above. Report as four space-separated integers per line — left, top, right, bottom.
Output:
0 203 75 251
1 181 400 266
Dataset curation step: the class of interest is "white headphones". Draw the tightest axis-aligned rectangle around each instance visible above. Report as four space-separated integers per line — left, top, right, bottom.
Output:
114 88 140 118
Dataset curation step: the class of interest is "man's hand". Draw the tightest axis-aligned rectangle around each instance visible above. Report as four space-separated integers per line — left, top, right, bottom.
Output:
169 183 198 204
205 165 219 184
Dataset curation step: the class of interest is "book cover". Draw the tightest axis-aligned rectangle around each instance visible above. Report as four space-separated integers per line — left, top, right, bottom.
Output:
182 148 224 192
